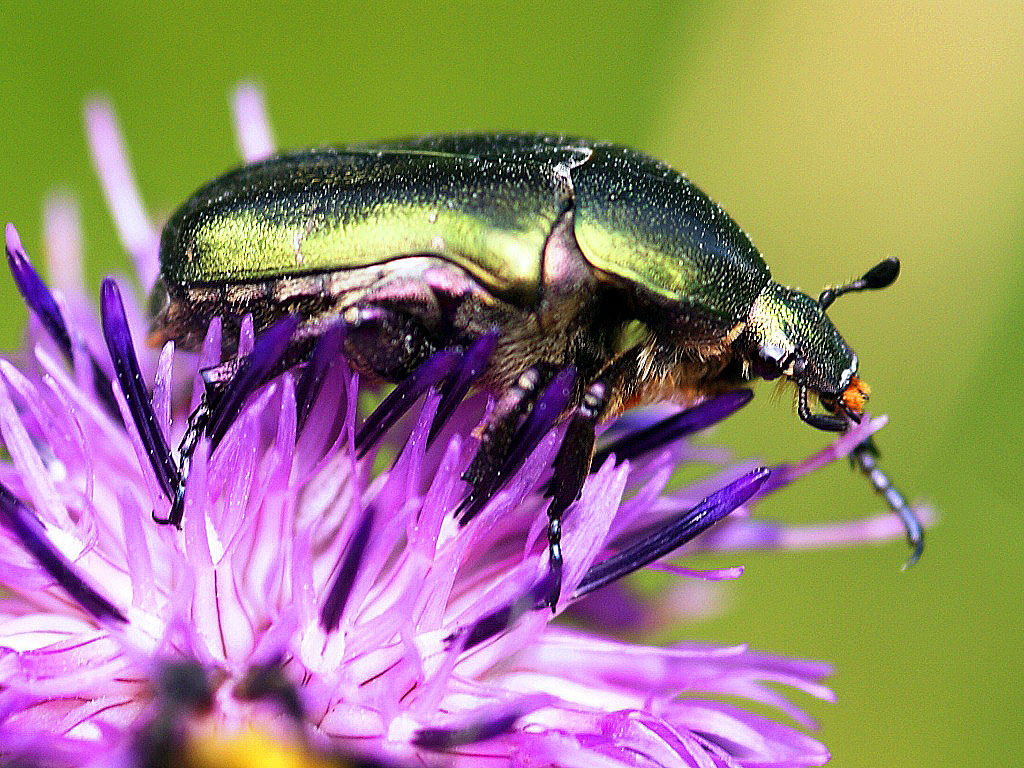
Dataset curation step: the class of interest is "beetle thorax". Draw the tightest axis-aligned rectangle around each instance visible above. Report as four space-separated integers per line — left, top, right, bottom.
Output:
742 282 857 399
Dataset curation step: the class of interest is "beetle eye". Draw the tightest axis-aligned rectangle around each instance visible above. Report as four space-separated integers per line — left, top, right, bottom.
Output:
754 344 789 380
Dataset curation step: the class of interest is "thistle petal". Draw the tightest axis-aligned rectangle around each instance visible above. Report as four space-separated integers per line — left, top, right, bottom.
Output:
99 278 180 501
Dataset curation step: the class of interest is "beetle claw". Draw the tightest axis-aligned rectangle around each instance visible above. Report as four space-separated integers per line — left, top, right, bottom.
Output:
797 383 847 432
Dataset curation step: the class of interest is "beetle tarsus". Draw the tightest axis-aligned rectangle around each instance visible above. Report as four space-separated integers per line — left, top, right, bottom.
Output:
157 396 211 527
542 379 608 610
162 316 299 527
851 439 923 567
458 366 575 527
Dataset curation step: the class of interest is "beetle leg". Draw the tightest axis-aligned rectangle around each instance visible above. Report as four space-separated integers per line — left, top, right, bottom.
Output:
162 316 300 527
851 438 924 567
341 304 440 381
542 378 609 609
455 365 557 525
797 383 847 432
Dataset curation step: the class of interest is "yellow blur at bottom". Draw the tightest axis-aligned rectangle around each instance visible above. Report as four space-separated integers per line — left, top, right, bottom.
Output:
185 727 342 768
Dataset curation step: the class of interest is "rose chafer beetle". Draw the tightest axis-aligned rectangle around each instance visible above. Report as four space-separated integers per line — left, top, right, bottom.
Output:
148 134 922 607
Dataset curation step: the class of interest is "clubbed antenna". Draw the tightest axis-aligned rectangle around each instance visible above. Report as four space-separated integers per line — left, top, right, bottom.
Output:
819 257 900 310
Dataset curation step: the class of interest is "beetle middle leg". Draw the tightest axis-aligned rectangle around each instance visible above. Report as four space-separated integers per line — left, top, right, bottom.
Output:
455 364 561 525
541 378 608 608
341 304 440 381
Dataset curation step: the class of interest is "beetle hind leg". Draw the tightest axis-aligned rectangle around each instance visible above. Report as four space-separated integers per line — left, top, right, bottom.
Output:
342 304 440 381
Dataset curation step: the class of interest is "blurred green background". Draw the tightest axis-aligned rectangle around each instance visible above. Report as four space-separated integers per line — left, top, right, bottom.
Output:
2 1 1021 764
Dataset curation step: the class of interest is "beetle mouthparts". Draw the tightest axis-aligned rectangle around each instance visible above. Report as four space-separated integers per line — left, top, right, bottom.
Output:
841 375 870 416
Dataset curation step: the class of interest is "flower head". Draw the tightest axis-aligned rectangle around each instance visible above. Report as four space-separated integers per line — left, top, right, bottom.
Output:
0 87 919 767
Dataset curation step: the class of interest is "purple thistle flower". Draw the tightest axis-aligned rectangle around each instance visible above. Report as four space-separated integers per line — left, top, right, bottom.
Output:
0 87 925 768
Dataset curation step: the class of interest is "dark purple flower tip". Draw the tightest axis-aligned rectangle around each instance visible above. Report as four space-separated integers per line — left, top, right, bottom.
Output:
354 347 462 458
6 222 74 356
457 568 559 651
296 323 345 430
0 481 126 623
428 330 499 445
413 699 545 751
413 711 520 750
320 504 376 632
100 277 180 502
574 466 770 599
6 223 119 417
592 389 754 469
207 313 301 449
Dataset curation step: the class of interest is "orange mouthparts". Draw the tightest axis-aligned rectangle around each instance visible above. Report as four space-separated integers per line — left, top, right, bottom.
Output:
841 375 870 415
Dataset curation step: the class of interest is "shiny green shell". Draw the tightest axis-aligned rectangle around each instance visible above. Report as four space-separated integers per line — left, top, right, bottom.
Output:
159 134 771 324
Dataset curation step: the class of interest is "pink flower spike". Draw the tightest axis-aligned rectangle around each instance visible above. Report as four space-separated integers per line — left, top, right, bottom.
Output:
232 82 276 163
83 99 159 288
42 193 85 302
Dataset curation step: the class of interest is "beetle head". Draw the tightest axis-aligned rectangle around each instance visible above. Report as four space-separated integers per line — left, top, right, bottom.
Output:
743 258 899 432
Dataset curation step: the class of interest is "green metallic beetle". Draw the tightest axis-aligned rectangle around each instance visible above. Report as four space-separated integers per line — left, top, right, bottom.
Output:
149 134 922 604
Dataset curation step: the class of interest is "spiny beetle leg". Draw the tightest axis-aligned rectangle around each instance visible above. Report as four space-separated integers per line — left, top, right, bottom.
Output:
543 379 608 610
158 399 209 526
155 360 238 526
456 365 553 519
163 316 299 527
456 365 575 526
851 438 923 568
